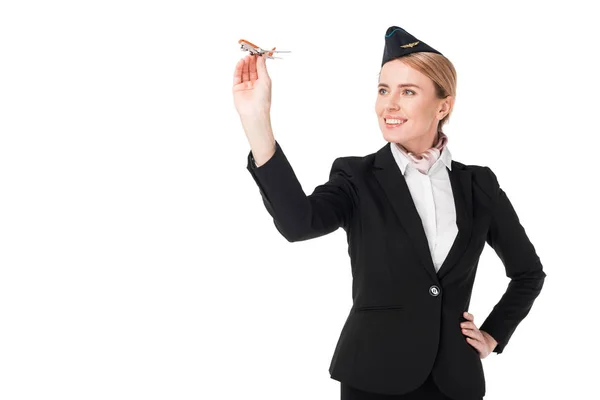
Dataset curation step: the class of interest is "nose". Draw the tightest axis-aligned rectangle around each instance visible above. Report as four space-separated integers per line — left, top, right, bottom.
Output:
385 103 400 113
384 94 401 111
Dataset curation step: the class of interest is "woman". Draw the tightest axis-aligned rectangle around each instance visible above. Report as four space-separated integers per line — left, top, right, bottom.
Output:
232 26 546 400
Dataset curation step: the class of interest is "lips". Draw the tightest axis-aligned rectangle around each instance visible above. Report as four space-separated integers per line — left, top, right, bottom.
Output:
384 115 407 122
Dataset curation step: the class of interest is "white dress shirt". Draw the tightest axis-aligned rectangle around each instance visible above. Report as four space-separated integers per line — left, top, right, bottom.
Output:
390 142 458 274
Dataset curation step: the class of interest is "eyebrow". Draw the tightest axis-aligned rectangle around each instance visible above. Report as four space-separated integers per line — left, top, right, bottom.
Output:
378 83 422 90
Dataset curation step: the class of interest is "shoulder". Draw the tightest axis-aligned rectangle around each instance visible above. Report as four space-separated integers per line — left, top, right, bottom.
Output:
453 161 500 204
333 146 382 176
328 150 378 178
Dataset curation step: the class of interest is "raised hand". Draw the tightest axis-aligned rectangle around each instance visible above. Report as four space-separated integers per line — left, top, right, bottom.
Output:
232 54 272 118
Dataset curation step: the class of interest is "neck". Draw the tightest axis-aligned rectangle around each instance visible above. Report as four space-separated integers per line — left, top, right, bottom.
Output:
399 131 439 154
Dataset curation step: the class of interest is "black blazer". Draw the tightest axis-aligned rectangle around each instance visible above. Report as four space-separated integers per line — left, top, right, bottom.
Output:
246 140 546 399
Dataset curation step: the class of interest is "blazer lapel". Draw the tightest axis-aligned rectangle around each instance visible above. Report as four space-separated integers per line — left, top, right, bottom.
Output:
373 142 473 281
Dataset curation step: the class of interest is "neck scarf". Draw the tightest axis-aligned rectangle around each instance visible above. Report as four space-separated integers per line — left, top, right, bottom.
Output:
394 131 449 175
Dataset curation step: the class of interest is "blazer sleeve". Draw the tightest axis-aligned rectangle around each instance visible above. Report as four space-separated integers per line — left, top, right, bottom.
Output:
246 140 358 242
479 167 547 354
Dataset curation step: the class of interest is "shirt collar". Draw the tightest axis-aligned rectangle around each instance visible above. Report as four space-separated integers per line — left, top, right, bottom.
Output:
390 141 453 176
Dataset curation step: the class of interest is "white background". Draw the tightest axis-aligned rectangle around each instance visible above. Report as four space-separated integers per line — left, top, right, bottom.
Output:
1 1 598 399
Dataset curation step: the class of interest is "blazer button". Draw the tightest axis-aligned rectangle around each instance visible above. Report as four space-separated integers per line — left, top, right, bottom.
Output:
429 285 440 296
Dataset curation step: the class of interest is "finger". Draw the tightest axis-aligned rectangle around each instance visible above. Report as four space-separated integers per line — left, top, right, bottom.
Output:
242 55 250 83
466 327 486 344
461 326 478 338
466 337 483 354
233 57 245 86
460 321 477 330
256 53 270 80
463 312 474 321
249 53 258 81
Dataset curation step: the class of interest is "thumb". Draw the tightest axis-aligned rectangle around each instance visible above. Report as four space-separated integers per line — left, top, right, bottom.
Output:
256 54 270 80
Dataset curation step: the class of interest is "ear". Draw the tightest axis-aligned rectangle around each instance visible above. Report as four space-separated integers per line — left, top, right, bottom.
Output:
438 96 454 120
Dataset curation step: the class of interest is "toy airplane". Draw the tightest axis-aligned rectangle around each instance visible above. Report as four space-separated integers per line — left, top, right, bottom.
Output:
238 39 291 59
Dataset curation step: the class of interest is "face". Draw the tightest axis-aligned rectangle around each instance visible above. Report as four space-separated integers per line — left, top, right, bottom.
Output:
375 59 452 154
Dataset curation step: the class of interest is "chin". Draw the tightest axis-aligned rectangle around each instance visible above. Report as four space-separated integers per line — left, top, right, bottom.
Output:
380 128 411 143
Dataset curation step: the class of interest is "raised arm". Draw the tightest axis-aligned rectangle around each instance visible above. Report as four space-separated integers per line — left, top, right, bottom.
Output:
233 53 357 242
247 141 357 242
479 167 547 354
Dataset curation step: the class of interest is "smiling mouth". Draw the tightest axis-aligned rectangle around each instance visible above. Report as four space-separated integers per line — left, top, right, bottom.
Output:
384 118 407 125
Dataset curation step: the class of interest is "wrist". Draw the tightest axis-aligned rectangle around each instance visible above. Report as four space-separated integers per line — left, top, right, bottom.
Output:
240 112 271 126
481 330 498 350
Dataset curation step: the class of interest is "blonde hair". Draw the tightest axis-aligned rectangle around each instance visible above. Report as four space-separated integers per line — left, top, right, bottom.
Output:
380 52 457 134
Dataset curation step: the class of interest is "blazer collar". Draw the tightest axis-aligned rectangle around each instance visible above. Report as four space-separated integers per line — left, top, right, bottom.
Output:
373 142 473 281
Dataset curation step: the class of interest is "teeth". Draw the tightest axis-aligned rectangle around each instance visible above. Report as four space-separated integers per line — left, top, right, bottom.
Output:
385 118 405 124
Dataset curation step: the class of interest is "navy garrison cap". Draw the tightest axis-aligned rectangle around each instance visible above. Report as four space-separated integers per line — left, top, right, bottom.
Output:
382 26 443 67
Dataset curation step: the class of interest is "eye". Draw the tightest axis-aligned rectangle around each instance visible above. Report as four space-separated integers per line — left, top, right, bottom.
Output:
378 88 416 95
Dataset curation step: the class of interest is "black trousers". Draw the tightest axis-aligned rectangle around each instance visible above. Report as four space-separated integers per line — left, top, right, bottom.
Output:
340 373 454 400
